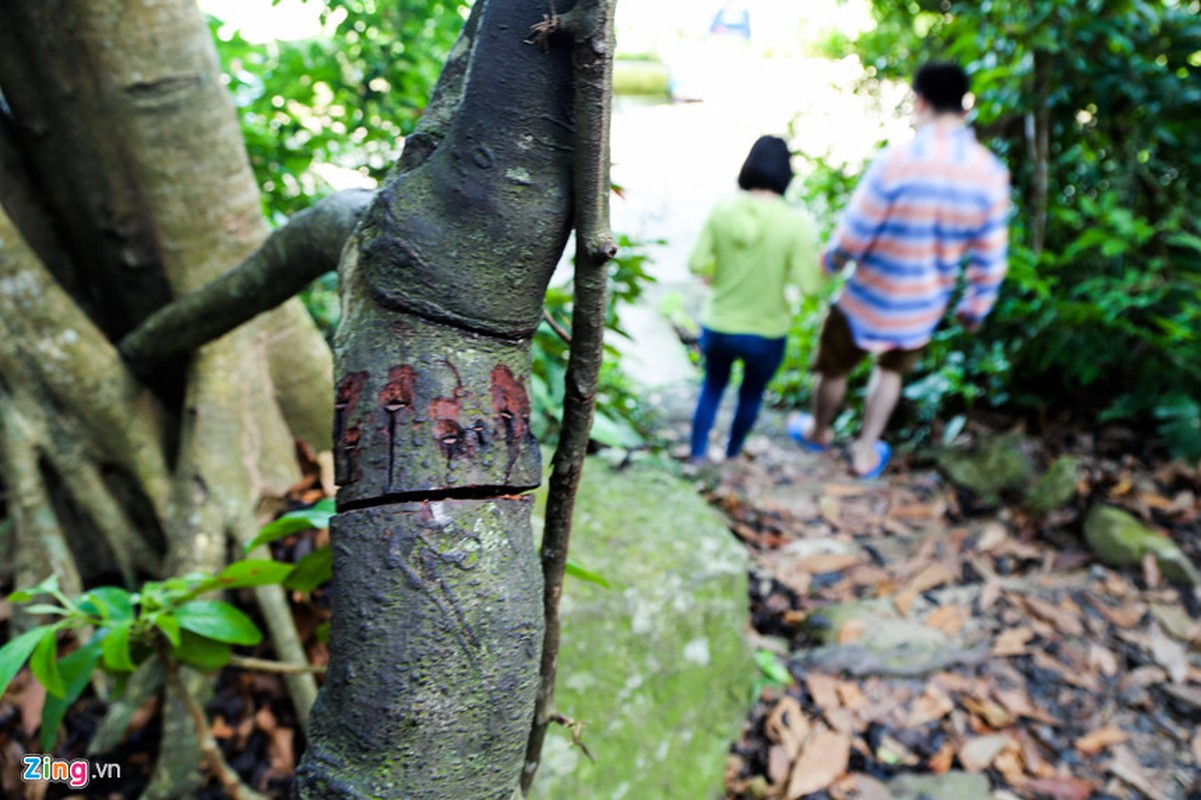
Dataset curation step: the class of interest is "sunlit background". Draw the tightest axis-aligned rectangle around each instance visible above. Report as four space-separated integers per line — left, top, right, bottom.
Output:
197 0 910 388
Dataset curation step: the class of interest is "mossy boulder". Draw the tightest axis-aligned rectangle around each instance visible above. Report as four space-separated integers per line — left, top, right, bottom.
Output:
1027 456 1081 514
528 457 753 800
1084 505 1200 585
934 433 1034 502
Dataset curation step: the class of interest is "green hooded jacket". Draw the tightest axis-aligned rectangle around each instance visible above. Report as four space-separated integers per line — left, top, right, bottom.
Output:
688 191 822 339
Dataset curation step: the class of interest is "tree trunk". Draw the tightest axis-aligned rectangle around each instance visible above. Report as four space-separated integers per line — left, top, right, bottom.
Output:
295 0 582 796
0 0 338 791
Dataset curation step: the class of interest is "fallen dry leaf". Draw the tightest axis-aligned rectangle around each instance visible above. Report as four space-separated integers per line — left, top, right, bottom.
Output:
893 590 918 616
909 686 954 727
994 749 1026 785
978 579 1003 612
909 562 957 593
1117 665 1167 692
1024 776 1095 800
963 696 1016 729
924 604 966 636
268 726 296 774
1141 551 1162 589
1090 598 1146 628
786 727 852 800
819 495 842 527
1192 729 1201 764
797 553 863 574
767 744 792 788
875 734 920 767
805 673 842 711
1086 643 1119 677
928 741 955 774
1149 623 1189 684
1107 747 1161 798
1074 725 1128 756
994 688 1058 726
958 733 1011 772
993 627 1035 657
835 680 867 712
1021 595 1085 638
765 696 810 760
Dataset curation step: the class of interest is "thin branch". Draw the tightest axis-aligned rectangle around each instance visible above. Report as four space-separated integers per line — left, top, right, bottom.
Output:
119 189 373 365
155 641 270 800
228 654 326 675
541 308 573 345
521 0 619 793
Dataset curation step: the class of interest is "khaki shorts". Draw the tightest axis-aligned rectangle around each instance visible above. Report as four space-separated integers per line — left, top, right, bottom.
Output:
812 304 923 377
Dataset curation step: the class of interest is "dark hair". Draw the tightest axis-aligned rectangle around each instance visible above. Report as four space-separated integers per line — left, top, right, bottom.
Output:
913 61 969 114
737 136 793 195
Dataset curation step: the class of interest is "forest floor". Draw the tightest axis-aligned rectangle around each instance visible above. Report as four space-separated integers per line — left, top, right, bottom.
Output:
679 412 1201 800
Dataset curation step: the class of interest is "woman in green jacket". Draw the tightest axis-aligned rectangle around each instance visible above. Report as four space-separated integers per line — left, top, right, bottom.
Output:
688 135 822 463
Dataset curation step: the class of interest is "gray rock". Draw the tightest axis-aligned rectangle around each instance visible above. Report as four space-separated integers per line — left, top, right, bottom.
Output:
887 771 991 800
528 458 753 800
1084 505 1200 585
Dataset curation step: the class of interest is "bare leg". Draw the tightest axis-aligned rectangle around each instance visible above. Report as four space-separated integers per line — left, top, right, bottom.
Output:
806 372 846 447
850 366 902 474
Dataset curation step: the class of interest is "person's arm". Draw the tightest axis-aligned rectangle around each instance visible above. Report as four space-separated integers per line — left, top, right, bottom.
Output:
820 154 892 276
955 169 1011 330
688 211 718 285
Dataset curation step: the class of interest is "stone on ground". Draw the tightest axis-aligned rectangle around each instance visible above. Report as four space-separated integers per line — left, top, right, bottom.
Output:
887 771 991 800
528 457 753 800
1084 505 1200 585
934 433 1035 501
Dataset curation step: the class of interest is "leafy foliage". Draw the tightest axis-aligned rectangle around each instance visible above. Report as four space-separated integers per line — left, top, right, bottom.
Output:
532 234 662 449
210 0 469 220
0 559 302 749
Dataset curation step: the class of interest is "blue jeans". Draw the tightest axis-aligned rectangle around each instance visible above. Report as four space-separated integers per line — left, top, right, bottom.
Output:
690 328 786 460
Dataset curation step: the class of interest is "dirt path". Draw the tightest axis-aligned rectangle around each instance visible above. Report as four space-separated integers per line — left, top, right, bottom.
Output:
686 424 1200 799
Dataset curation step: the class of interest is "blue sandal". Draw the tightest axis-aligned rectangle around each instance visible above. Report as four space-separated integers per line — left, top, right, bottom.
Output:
787 412 830 453
854 441 891 480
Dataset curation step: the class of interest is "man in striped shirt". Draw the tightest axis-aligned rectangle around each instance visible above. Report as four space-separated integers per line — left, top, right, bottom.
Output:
790 61 1011 478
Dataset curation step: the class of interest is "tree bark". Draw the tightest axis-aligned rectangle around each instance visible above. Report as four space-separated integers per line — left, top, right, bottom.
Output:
119 189 372 367
295 0 580 796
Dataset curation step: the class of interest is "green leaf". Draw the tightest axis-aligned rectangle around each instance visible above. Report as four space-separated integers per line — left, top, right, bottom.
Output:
315 621 331 644
40 639 102 751
565 559 611 588
284 547 333 592
154 615 182 648
754 649 791 686
30 628 66 698
7 574 60 603
171 630 233 671
79 587 135 622
244 498 336 552
0 625 56 699
175 600 262 646
23 604 72 616
589 410 643 449
213 559 295 589
102 622 137 673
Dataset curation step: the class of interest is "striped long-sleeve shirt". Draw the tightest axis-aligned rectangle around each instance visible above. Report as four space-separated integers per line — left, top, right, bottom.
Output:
822 120 1011 351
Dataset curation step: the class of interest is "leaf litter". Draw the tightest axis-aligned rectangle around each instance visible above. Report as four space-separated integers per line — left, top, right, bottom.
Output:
711 423 1201 800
